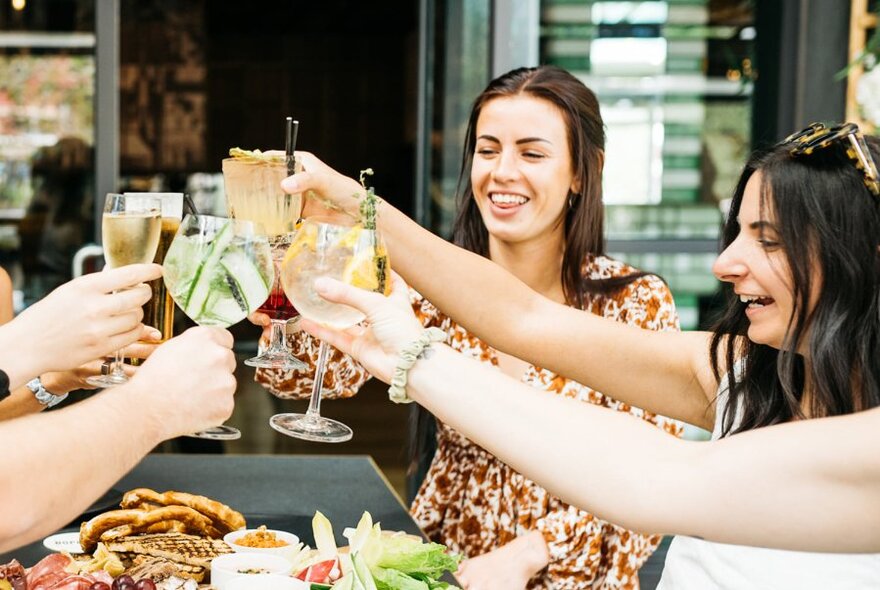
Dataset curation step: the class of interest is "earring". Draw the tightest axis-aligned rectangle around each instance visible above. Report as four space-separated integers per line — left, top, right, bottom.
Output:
568 192 578 209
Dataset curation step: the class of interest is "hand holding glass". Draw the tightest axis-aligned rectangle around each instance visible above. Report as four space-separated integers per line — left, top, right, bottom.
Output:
270 217 390 442
86 193 161 388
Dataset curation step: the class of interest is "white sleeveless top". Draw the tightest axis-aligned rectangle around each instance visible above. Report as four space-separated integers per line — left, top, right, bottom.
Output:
658 374 880 590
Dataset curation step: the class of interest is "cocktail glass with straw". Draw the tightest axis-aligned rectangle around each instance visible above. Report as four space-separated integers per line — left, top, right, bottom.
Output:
223 117 306 371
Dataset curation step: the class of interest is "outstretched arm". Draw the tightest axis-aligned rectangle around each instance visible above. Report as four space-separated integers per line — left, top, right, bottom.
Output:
0 327 237 553
302 276 880 553
291 153 717 428
0 264 162 389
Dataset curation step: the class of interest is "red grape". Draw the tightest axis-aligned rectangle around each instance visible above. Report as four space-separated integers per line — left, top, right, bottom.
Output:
134 580 157 590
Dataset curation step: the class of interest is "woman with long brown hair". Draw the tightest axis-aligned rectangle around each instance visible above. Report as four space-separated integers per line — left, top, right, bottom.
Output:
284 123 880 586
255 66 681 589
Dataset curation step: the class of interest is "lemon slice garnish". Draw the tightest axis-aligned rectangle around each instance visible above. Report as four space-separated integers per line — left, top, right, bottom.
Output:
343 249 380 291
283 223 318 265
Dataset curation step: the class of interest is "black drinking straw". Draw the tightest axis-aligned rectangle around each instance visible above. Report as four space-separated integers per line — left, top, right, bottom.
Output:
285 117 299 176
183 193 199 216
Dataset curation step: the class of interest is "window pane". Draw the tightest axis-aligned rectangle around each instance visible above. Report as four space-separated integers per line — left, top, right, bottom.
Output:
0 0 96 306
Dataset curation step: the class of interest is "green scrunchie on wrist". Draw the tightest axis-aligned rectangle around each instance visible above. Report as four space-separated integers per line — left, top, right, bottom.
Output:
388 327 446 404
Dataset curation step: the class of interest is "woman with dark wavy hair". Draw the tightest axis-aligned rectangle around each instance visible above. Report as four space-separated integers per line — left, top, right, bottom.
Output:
284 122 880 587
255 66 681 589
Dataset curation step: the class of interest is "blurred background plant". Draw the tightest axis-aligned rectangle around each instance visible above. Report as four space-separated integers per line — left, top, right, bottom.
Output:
841 1 880 129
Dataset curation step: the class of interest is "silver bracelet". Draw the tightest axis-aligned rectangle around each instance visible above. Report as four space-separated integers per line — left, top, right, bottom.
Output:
27 377 68 408
388 328 446 404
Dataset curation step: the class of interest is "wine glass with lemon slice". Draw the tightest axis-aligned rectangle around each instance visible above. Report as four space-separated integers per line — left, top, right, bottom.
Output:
270 216 390 442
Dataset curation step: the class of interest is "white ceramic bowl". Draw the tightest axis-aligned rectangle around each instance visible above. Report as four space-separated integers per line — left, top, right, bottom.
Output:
225 574 308 590
223 528 302 562
211 552 292 590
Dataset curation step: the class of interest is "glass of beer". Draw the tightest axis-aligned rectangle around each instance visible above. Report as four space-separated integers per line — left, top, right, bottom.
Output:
124 193 184 343
86 193 162 388
223 150 306 371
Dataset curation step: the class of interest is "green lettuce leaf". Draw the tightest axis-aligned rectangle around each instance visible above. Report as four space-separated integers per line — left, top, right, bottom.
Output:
365 534 460 578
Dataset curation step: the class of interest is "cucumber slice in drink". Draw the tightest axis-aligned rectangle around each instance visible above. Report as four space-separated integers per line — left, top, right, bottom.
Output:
201 290 245 327
220 248 271 311
183 219 234 319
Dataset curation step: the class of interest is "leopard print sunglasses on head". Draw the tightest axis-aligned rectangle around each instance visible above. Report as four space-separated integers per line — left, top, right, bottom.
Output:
781 122 880 197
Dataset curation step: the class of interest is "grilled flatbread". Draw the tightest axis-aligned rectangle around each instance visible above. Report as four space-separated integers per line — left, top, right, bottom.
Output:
103 532 232 570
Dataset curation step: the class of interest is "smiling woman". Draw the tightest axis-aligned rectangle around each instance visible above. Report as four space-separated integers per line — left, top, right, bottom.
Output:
276 120 880 588
256 66 682 590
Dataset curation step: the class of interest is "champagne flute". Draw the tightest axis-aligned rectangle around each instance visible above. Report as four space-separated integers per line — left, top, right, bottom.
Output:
223 148 306 370
163 214 274 440
270 217 390 442
86 193 161 388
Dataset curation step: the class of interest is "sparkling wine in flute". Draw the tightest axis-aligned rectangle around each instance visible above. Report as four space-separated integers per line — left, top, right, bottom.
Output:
102 212 161 268
88 194 161 389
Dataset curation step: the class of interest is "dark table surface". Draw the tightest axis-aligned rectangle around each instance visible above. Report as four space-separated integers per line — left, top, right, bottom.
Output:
1 454 427 568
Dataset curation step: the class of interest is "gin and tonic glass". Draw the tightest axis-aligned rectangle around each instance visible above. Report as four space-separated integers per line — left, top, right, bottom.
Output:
163 214 274 439
270 217 390 443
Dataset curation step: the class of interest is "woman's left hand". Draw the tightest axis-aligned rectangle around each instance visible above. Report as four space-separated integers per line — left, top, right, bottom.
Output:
456 532 549 590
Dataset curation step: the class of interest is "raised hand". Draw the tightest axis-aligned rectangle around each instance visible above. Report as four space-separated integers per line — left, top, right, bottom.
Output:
42 326 163 394
298 272 422 383
284 151 368 221
0 264 162 387
128 326 237 439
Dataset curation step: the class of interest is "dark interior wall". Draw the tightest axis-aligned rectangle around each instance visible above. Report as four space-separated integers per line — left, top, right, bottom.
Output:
752 0 851 148
205 1 419 215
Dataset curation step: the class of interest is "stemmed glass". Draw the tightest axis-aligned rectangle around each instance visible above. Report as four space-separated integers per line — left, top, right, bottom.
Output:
223 151 306 371
270 217 390 443
245 234 308 370
86 193 161 388
163 214 274 440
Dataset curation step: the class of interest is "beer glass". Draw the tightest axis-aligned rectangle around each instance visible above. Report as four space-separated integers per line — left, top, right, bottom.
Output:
124 193 183 343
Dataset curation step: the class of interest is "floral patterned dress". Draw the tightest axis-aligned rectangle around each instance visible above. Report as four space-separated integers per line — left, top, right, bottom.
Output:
256 254 682 589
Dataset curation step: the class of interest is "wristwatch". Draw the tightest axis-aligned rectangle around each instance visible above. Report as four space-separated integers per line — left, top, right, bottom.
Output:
0 368 9 402
26 377 68 408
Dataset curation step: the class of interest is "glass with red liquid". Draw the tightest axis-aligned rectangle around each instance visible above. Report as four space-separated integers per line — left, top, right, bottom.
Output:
245 235 308 370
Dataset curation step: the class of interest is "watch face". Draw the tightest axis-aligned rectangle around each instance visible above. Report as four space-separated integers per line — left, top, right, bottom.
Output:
0 369 9 401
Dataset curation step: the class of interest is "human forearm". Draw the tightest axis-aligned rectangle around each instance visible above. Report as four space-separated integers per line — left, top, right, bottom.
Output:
0 386 43 420
405 345 694 533
0 323 45 389
0 384 163 552
406 348 880 552
377 204 714 426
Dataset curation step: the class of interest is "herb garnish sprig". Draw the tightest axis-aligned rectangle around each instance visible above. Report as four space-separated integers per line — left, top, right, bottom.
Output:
358 168 379 230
